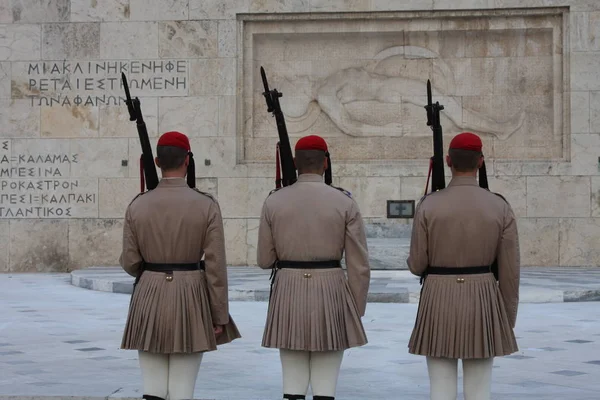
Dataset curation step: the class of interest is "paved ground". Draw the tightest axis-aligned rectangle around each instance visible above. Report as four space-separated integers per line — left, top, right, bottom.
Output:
1 273 600 399
71 265 600 303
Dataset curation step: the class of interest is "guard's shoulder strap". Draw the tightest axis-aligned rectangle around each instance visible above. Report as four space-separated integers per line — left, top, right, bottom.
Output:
128 191 147 206
268 187 282 197
331 185 352 199
492 192 508 204
192 188 216 202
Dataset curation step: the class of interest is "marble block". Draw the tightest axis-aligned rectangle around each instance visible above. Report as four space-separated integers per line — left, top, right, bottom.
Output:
41 104 99 138
70 0 131 22
527 176 591 218
130 0 188 21
517 218 560 266
12 0 70 23
0 99 41 138
9 220 69 272
591 91 600 133
0 222 8 272
42 23 100 60
0 25 41 61
246 218 260 266
224 219 248 266
159 21 218 59
560 218 600 267
98 178 139 218
158 97 219 137
68 219 123 270
100 22 159 60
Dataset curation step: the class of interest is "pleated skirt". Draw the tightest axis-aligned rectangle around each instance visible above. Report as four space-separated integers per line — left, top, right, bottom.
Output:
262 267 368 352
121 270 241 354
409 272 518 359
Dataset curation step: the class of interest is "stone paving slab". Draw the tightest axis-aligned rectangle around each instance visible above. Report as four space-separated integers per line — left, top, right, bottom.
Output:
1 274 600 400
71 266 600 304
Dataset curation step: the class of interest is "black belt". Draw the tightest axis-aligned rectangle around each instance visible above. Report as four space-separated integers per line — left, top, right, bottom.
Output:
276 260 341 269
420 265 491 284
143 261 205 272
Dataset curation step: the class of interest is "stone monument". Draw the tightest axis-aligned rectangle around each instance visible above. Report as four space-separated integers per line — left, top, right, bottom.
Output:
0 0 598 272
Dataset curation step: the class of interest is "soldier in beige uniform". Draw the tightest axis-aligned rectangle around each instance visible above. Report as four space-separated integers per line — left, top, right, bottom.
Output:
257 135 371 400
120 131 241 400
407 132 520 400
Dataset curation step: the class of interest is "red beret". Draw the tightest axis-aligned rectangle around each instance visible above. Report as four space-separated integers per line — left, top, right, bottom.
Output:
157 131 190 151
295 135 328 152
449 132 482 152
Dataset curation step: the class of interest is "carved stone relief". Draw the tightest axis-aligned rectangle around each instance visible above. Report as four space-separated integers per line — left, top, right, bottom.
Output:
240 10 568 161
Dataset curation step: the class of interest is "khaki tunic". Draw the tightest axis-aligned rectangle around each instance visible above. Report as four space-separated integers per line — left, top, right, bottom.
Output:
407 176 519 359
257 173 370 351
120 177 240 354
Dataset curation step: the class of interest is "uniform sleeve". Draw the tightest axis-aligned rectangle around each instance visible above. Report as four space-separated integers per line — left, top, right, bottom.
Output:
119 206 143 277
497 203 520 328
203 200 230 326
344 201 371 316
257 200 277 269
407 201 429 276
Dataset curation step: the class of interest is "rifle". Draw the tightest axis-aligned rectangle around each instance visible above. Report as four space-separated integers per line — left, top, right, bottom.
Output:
423 79 446 195
121 73 159 192
260 66 297 188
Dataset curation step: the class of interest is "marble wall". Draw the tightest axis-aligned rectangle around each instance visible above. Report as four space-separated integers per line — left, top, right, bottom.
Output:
0 0 599 271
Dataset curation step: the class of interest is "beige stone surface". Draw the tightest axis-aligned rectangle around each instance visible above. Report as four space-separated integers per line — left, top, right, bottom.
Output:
338 177 402 218
218 177 273 217
41 104 99 138
0 222 9 272
70 138 130 178
12 0 70 23
159 21 218 59
591 91 600 133
517 218 560 267
0 62 10 99
70 0 131 22
99 97 159 138
0 25 41 61
190 0 249 20
219 95 236 136
224 219 248 266
246 218 259 265
0 99 41 138
310 0 370 12
9 220 69 272
42 23 100 60
571 91 590 133
592 177 600 217
158 97 219 137
68 219 123 270
99 178 139 219
190 58 236 96
100 22 159 59
130 0 188 21
559 218 600 267
527 176 591 218
218 20 237 58
556 134 600 175
571 52 600 91
0 2 11 23
188 137 244 178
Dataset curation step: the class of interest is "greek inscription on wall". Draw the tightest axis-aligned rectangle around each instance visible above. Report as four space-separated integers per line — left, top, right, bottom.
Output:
0 140 97 218
13 60 188 107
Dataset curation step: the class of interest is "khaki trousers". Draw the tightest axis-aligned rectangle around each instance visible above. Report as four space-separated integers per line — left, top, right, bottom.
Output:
138 350 203 400
426 357 494 400
280 349 344 397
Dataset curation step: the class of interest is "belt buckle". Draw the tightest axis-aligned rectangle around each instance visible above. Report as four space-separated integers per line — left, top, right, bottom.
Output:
166 273 173 282
456 277 465 283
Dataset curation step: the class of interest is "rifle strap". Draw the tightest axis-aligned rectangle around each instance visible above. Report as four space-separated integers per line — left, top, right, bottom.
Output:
275 142 281 189
139 155 145 193
424 157 433 196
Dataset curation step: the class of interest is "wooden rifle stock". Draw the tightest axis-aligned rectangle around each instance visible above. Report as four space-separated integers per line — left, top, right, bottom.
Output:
260 66 297 188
